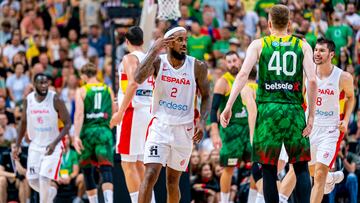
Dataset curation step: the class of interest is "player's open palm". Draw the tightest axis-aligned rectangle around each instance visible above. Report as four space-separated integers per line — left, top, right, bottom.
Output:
220 107 232 128
73 137 84 154
193 122 204 143
211 132 222 149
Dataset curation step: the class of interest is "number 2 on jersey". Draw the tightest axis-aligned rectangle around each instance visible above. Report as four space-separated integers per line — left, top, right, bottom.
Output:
94 92 102 109
268 51 297 76
171 88 178 98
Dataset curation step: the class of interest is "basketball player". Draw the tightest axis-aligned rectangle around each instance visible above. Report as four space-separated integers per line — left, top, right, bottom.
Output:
110 26 155 203
308 38 354 202
134 27 210 203
220 5 317 203
14 73 71 203
73 63 116 203
210 51 257 203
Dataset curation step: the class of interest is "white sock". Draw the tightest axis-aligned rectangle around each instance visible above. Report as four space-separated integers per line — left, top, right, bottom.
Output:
39 176 51 203
255 193 265 203
103 190 113 203
88 195 99 203
151 190 156 203
220 192 230 203
130 191 139 203
48 186 57 202
279 193 289 203
248 189 257 203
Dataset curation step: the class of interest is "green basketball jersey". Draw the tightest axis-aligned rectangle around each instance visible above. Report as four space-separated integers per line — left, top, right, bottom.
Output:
257 35 304 104
82 83 112 128
219 72 248 126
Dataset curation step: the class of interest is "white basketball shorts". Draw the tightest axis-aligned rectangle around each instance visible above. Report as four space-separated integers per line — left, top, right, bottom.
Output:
26 142 62 180
116 106 151 162
143 118 194 171
309 125 342 168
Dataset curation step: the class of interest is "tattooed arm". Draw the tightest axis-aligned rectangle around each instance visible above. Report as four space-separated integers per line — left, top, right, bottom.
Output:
134 37 174 84
194 59 211 143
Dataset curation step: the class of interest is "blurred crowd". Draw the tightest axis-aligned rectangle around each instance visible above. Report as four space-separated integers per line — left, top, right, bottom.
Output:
0 0 359 203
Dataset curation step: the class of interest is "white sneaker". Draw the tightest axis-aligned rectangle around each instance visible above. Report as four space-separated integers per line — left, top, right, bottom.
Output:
324 171 344 194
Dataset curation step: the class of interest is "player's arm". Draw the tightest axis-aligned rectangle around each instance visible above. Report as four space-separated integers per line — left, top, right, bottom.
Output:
339 72 355 132
13 99 27 159
195 60 211 143
110 55 139 127
46 94 71 155
73 87 85 154
221 40 261 127
210 78 227 149
134 37 174 84
0 165 15 178
241 86 257 145
302 41 317 136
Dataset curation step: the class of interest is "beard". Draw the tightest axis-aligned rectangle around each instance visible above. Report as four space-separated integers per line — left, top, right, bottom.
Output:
170 49 186 60
35 88 48 97
229 66 239 75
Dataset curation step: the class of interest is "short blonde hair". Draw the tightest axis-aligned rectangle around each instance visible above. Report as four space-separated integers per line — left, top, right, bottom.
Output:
80 63 98 77
269 5 290 30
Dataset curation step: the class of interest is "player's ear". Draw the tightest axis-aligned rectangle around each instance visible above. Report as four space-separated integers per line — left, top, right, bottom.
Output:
329 51 335 58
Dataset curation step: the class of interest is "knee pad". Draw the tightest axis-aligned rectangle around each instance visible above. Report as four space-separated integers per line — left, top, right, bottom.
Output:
100 165 113 184
252 162 263 183
82 167 97 190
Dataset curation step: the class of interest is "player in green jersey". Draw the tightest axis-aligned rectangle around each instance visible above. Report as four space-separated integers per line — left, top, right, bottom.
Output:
220 5 317 203
73 63 116 203
210 51 257 203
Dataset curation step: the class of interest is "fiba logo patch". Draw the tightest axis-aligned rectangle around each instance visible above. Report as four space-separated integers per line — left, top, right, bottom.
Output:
323 151 329 159
149 146 160 157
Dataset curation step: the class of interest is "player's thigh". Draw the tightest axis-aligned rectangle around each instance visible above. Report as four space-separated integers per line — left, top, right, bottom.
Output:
79 128 96 165
143 118 171 167
282 104 310 164
220 124 250 167
252 103 285 165
94 128 114 166
39 149 62 180
168 122 194 172
313 126 340 167
26 146 43 180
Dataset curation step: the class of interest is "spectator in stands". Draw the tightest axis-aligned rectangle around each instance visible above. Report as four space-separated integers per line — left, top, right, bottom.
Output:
88 24 107 57
0 96 15 125
20 9 44 40
0 112 16 143
191 163 220 203
79 0 102 34
329 140 359 203
187 21 212 61
212 27 231 59
200 10 221 42
326 13 353 60
2 34 25 68
0 21 12 47
0 142 30 203
311 8 328 38
6 62 29 104
54 135 85 203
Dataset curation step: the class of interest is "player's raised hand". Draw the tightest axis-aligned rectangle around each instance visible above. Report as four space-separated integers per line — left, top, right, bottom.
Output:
110 111 123 129
150 36 175 53
338 120 348 133
220 106 232 128
73 137 84 154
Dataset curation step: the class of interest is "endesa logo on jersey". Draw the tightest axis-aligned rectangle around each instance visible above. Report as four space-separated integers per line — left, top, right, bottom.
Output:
264 81 300 92
316 109 334 117
159 100 188 111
